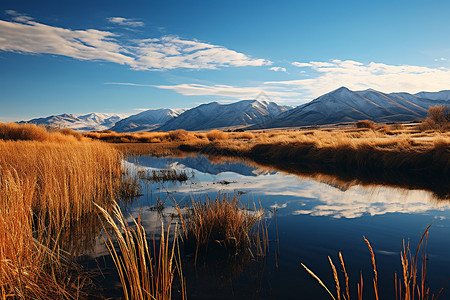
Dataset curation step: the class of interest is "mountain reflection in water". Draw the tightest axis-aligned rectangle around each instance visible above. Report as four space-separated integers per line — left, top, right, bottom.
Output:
78 153 450 299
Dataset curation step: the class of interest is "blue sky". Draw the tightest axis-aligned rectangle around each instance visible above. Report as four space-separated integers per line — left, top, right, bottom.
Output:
1 0 450 121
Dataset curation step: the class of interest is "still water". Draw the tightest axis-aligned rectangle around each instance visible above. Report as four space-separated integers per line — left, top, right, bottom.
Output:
82 153 450 299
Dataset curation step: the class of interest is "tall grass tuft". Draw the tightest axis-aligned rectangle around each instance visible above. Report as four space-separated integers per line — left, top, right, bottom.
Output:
356 120 376 129
301 225 446 300
0 122 85 142
0 123 124 298
180 194 268 263
206 130 228 141
95 201 186 300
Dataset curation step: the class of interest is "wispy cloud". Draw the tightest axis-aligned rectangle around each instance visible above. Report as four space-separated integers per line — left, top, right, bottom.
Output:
0 14 271 70
269 66 286 72
153 83 301 99
104 82 153 87
4 10 33 23
107 17 144 27
269 59 450 97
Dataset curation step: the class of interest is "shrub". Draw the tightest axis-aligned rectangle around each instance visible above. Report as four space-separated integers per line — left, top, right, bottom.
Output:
420 105 450 130
235 132 255 139
168 129 189 141
206 129 228 141
0 123 81 142
356 120 376 129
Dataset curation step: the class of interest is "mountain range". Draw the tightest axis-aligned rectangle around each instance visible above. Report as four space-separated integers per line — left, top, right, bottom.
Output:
250 87 450 129
21 87 450 132
158 100 292 131
21 113 127 132
110 108 184 132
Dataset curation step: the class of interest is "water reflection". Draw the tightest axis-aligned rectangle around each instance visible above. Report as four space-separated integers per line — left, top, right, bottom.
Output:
123 154 450 220
81 153 450 299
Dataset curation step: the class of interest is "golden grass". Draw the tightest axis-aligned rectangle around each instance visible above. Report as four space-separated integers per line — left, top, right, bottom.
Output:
86 121 450 197
301 225 446 300
85 129 206 144
206 130 228 141
179 194 269 264
95 201 186 300
0 122 86 142
0 123 124 299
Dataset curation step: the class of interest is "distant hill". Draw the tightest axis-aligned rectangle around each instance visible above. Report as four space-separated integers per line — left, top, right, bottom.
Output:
110 108 184 132
415 90 450 101
249 87 450 129
158 100 292 131
22 113 127 132
18 88 450 132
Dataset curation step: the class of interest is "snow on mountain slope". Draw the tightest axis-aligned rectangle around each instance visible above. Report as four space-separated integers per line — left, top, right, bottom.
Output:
22 113 127 132
18 88 450 132
110 108 184 132
250 87 450 129
157 100 292 131
415 90 450 101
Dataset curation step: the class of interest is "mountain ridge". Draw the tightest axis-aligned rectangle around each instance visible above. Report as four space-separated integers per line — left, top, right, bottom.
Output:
157 99 292 131
19 87 450 132
248 87 450 129
21 112 127 132
110 108 184 132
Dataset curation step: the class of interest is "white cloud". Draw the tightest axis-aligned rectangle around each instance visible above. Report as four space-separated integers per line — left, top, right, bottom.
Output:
267 59 450 98
5 10 33 23
291 184 448 219
292 62 312 67
153 83 300 99
0 15 270 70
132 36 271 70
104 82 153 87
434 57 447 62
107 17 144 27
269 66 286 72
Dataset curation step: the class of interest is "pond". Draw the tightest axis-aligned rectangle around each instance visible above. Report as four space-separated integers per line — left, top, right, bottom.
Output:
81 153 450 299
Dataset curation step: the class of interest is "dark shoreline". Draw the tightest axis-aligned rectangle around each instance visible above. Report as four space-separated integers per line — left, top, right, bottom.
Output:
178 142 450 199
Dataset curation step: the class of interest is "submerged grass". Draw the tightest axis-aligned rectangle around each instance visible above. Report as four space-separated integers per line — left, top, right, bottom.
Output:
95 201 186 300
138 169 189 183
301 225 447 300
178 194 269 264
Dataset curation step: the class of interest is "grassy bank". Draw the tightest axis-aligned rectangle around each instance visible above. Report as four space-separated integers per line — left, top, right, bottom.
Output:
88 122 450 198
0 123 123 298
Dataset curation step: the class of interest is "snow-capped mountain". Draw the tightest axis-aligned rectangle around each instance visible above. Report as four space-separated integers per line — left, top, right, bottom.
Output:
415 90 450 101
158 100 292 131
110 108 184 132
22 113 127 132
18 88 450 132
250 87 450 129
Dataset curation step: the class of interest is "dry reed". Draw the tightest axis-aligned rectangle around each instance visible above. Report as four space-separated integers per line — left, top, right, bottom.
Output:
301 226 446 300
95 201 186 300
179 194 268 264
0 123 124 299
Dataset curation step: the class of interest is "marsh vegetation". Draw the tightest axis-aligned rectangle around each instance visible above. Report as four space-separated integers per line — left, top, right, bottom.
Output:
1 110 449 299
